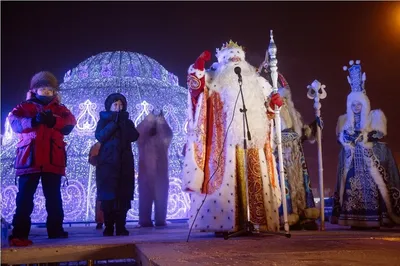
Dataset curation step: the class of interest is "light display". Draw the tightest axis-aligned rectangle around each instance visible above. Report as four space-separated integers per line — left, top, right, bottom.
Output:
1 51 190 223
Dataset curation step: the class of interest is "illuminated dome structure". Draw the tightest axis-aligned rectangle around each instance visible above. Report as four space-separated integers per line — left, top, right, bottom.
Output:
1 51 190 223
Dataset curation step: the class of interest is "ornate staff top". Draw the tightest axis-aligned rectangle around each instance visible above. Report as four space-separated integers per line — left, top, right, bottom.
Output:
268 30 279 94
307 80 327 111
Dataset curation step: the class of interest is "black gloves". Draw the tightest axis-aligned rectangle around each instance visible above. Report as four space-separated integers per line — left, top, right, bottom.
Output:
367 130 384 142
32 112 47 127
44 110 56 128
34 112 46 124
31 110 56 128
115 111 130 127
114 112 120 123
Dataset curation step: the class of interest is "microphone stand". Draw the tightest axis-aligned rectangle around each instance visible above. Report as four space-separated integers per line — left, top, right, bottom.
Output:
224 70 290 240
224 72 255 239
224 32 291 240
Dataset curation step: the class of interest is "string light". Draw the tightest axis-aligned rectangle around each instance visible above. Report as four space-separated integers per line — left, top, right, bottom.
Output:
1 51 190 223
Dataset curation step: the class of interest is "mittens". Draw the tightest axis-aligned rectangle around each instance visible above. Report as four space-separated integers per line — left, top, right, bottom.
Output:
31 112 47 127
269 93 283 109
44 110 56 128
193 51 211 71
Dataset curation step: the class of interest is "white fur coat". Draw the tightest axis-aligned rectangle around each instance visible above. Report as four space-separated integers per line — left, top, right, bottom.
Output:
137 114 173 183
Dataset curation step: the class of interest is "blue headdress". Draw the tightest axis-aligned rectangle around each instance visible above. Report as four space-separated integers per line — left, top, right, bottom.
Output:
343 60 366 93
343 60 371 132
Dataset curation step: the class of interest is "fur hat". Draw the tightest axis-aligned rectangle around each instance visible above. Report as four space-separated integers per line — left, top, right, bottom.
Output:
30 71 59 90
104 93 128 111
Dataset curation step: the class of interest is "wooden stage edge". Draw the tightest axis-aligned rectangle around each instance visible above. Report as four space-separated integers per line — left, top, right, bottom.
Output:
2 243 137 265
2 221 400 266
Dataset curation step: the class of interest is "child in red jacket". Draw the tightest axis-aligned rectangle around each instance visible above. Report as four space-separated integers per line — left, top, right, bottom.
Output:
8 71 77 246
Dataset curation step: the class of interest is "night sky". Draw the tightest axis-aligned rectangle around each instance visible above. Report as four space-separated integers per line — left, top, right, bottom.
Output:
2 1 400 192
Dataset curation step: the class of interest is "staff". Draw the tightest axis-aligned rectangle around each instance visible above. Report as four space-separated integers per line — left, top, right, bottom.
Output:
268 30 289 235
307 80 327 230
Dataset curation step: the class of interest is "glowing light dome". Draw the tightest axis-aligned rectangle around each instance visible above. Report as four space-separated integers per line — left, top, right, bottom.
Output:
1 51 190 223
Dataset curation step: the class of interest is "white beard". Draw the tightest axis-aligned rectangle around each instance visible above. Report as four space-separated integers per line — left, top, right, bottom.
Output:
206 61 269 148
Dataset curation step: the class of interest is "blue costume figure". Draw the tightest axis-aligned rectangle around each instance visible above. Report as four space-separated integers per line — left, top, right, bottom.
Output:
331 60 400 229
260 70 320 230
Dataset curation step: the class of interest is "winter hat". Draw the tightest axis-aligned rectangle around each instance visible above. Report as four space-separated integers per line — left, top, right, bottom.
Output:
104 93 128 111
30 71 59 90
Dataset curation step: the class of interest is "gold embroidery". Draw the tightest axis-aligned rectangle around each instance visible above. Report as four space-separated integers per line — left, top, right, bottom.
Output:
194 89 208 170
200 91 226 194
208 93 226 194
236 147 247 227
247 148 267 225
187 75 201 90
264 133 277 188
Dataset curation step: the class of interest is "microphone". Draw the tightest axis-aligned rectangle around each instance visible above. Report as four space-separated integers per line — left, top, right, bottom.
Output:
234 66 241 77
234 66 242 82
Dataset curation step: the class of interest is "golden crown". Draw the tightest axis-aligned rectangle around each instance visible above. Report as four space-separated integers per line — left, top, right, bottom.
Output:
216 40 244 57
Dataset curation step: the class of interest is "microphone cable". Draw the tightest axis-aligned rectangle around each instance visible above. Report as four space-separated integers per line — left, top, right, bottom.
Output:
186 79 242 242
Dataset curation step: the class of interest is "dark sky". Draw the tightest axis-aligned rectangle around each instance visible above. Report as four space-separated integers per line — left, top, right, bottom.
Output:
2 1 400 193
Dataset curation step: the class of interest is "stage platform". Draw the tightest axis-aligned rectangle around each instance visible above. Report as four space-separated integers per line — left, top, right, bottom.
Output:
2 221 400 266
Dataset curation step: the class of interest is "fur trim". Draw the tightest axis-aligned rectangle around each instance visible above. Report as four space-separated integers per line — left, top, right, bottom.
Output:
344 91 371 132
181 142 205 193
188 64 205 79
338 112 372 148
277 87 290 98
213 61 269 149
277 87 303 136
304 207 320 219
281 140 306 215
359 131 373 148
258 148 281 230
216 46 245 65
104 93 127 111
205 67 218 87
210 62 219 71
26 91 33 100
186 91 204 137
186 140 238 231
257 76 273 99
303 124 316 143
279 103 293 131
186 91 194 126
369 109 387 136
367 154 400 224
336 114 347 137
270 117 275 150
281 213 300 226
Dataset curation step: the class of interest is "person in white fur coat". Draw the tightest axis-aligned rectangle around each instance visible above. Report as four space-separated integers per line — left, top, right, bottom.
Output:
182 40 284 233
137 111 173 227
330 60 400 229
